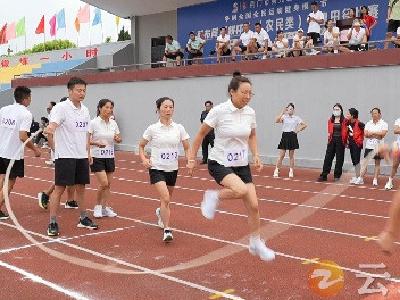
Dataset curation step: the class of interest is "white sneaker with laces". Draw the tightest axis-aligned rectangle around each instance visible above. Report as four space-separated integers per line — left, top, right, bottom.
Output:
249 238 275 261
372 178 378 186
155 207 164 228
201 190 219 219
349 177 357 184
354 177 364 185
385 179 393 190
163 229 173 242
103 207 117 217
289 168 294 178
273 168 279 178
93 205 103 218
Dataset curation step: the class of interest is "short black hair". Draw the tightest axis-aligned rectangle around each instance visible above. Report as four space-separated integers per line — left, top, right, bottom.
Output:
14 86 31 104
243 22 250 25
311 1 318 6
67 77 86 90
50 101 57 107
189 31 195 35
349 108 359 119
255 22 261 27
59 97 68 102
277 29 284 34
219 26 227 31
41 117 49 123
205 100 213 106
156 97 174 110
166 35 173 40
370 107 381 114
325 19 333 28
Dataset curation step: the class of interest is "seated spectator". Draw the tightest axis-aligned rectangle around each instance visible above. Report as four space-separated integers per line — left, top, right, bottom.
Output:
34 117 49 147
232 22 254 60
186 31 205 65
29 118 40 138
216 27 231 63
291 28 313 57
323 19 342 53
391 27 400 48
347 19 368 51
272 30 289 57
164 35 184 66
248 22 271 59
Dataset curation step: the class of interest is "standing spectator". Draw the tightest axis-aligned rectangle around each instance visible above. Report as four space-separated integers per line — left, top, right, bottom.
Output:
384 117 400 190
34 117 49 146
249 22 271 59
318 103 348 182
360 6 377 39
346 108 365 185
307 1 325 46
272 30 289 57
338 8 357 43
232 22 254 60
385 0 400 49
273 103 307 179
347 19 368 51
200 101 215 164
186 32 205 65
391 27 400 47
360 108 388 186
216 27 231 63
164 35 184 66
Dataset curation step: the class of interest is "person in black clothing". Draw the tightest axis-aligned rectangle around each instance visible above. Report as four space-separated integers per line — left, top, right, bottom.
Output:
200 100 215 164
29 118 40 138
347 108 365 185
318 103 348 182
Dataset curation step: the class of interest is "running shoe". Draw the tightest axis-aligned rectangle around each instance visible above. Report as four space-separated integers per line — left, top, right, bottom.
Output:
249 239 275 261
155 207 164 228
201 190 219 219
93 205 103 218
47 222 59 236
38 192 49 209
103 207 117 217
372 178 378 186
0 210 9 220
349 177 357 184
77 217 98 230
385 179 393 190
354 177 364 185
273 168 279 178
163 229 173 242
65 200 79 209
288 168 294 178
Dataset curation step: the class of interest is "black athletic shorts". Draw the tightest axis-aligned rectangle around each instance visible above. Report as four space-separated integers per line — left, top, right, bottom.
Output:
364 148 382 160
208 159 252 185
90 157 115 173
348 140 362 166
149 169 178 186
388 19 400 33
0 158 24 179
55 158 90 186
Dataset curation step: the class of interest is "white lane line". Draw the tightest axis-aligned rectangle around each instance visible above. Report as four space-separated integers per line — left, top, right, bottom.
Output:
6 191 400 285
0 259 90 300
21 176 395 244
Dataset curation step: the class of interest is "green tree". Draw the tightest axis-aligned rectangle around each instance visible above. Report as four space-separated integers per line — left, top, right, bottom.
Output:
117 26 131 41
16 39 76 56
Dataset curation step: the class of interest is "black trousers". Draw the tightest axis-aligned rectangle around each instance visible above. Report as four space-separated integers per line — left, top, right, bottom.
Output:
321 136 345 178
201 134 214 162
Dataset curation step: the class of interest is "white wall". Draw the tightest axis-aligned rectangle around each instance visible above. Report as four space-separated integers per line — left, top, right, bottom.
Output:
28 65 400 173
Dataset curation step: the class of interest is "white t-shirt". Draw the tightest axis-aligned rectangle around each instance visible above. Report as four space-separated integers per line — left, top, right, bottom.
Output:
364 119 388 149
348 28 367 45
252 28 270 47
240 30 254 46
217 34 231 49
165 40 181 53
307 10 325 33
0 103 32 160
186 37 205 52
205 99 256 167
281 115 302 132
324 27 340 46
50 99 90 159
143 121 190 171
394 118 400 144
293 34 306 48
89 116 120 158
275 38 289 49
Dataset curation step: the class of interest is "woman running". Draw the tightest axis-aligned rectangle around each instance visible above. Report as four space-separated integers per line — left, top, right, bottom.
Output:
188 73 275 261
89 99 122 218
139 97 190 242
273 103 307 178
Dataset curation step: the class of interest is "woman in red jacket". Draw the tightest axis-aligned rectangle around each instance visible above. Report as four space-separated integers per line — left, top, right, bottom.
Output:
318 103 348 182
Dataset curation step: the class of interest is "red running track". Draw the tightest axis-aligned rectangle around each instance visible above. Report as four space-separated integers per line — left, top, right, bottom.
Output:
0 150 399 299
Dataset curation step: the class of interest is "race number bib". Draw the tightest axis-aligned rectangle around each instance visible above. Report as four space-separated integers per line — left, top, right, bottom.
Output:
159 148 178 164
72 119 89 132
1 117 17 129
97 145 115 158
224 148 248 167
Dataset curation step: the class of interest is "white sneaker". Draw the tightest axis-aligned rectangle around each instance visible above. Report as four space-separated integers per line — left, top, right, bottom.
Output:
44 160 54 166
354 177 364 185
273 168 279 178
289 168 294 178
201 190 219 219
384 179 393 190
372 178 378 186
349 177 357 184
93 205 103 218
103 207 117 217
163 229 173 242
249 238 275 261
155 207 164 228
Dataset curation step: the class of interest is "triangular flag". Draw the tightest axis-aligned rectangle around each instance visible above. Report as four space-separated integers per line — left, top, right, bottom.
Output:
16 17 25 37
0 24 8 44
92 7 101 26
57 8 66 29
78 4 90 23
6 22 16 40
74 16 80 33
35 15 44 34
49 14 57 37
115 16 120 27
